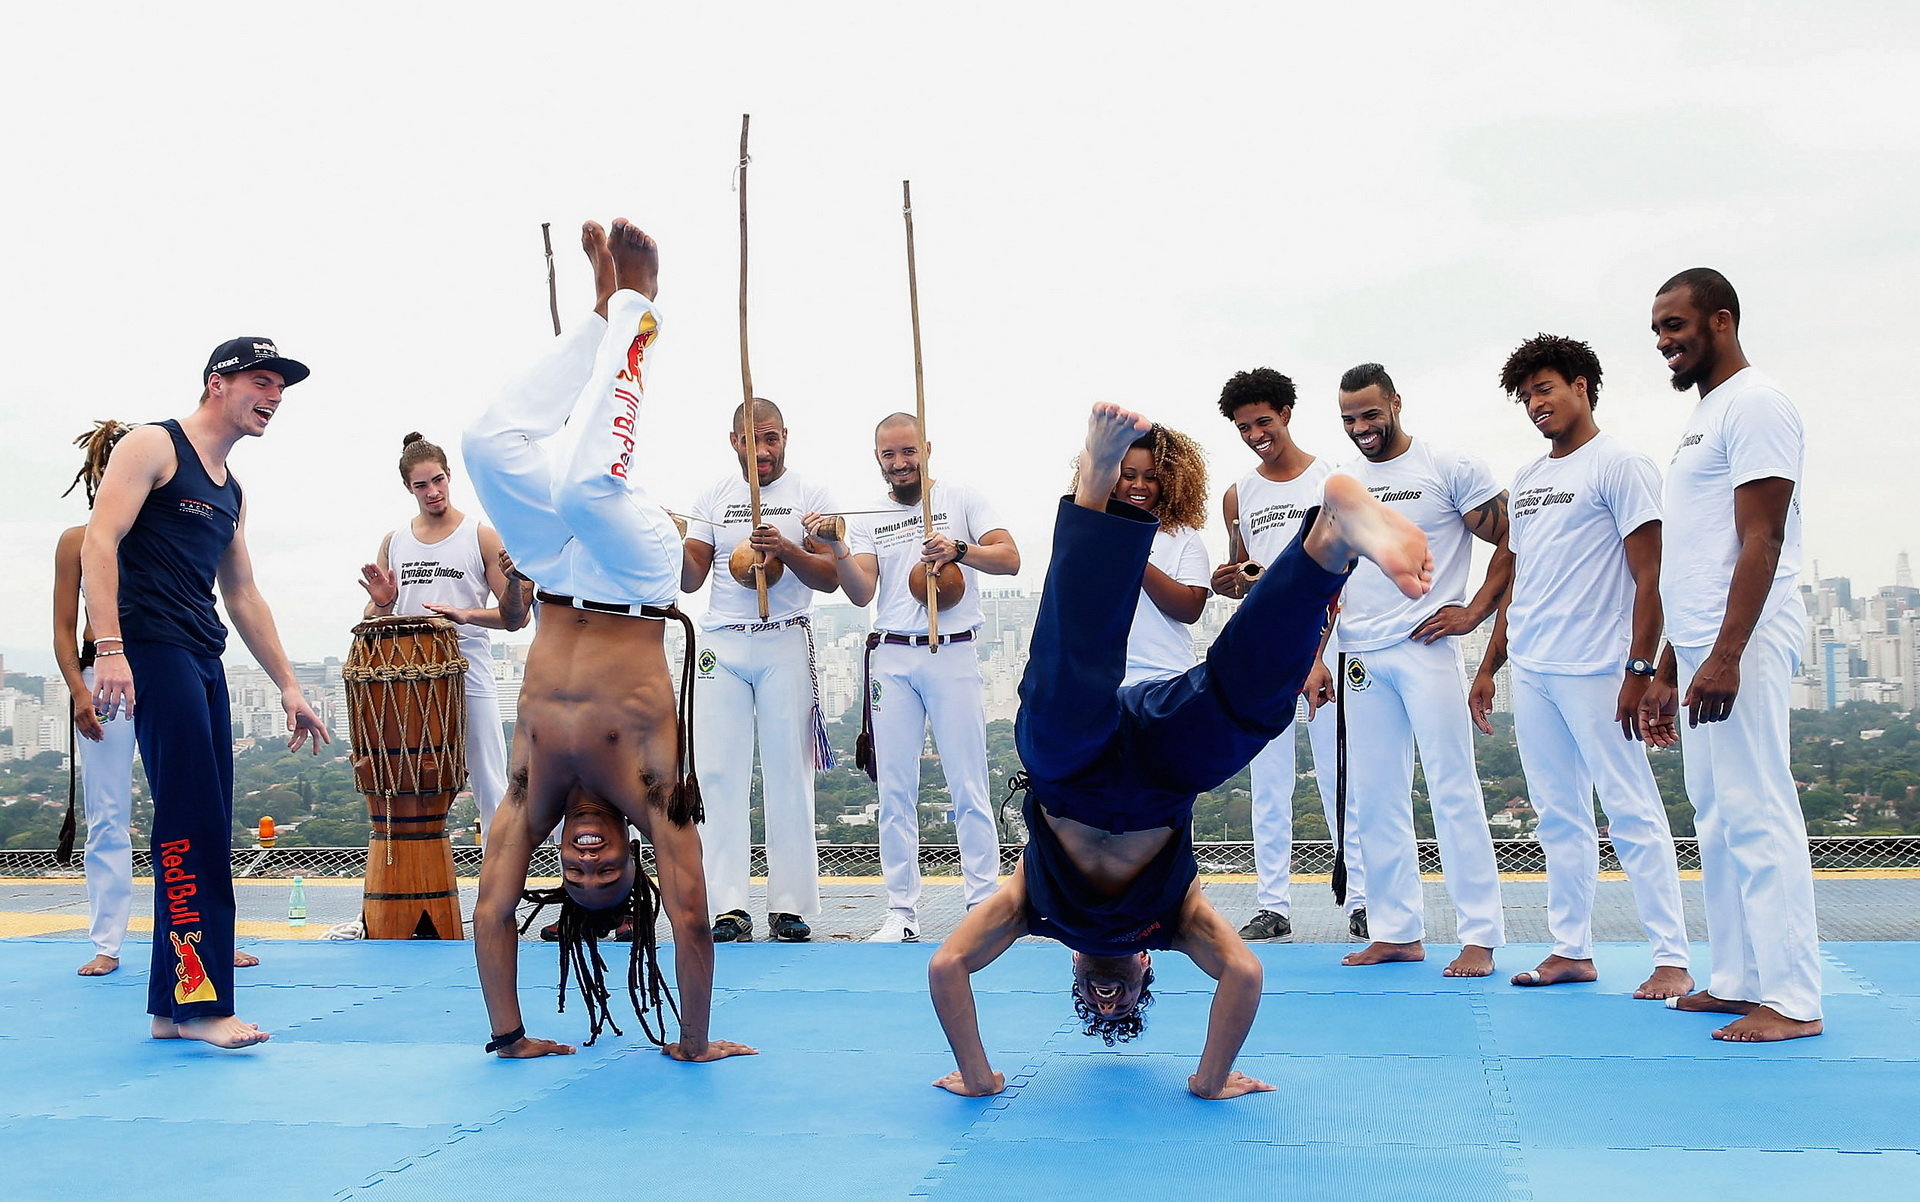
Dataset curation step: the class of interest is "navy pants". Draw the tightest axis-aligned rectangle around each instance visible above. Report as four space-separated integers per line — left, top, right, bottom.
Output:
1016 498 1347 833
129 641 238 1022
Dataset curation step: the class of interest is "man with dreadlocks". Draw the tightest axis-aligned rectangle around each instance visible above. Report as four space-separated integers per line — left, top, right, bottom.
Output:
465 218 751 1063
928 404 1431 1099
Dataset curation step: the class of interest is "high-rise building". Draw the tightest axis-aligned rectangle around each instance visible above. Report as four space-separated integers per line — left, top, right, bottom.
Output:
1820 639 1852 711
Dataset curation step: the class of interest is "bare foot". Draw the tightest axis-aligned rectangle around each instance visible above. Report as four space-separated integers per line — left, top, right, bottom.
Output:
1511 954 1596 988
234 950 260 969
1342 940 1425 966
1074 404 1153 510
582 220 616 318
609 218 659 302
1308 475 1433 598
1632 965 1694 1000
1712 1005 1823 1042
151 1014 271 1049
77 954 120 977
1444 946 1496 977
1665 989 1755 1015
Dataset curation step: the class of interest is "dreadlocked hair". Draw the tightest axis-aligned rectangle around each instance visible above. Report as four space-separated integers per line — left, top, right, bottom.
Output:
518 838 680 1047
1072 963 1156 1046
398 431 449 481
62 420 131 506
1067 423 1209 532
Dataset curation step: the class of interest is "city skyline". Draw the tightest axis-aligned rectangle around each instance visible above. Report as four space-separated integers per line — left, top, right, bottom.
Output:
2 6 1915 678
7 544 1915 764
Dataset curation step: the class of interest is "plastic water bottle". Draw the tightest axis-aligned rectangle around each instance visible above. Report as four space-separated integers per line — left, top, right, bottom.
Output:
288 875 308 926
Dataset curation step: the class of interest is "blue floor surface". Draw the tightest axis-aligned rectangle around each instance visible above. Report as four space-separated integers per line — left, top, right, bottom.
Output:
3 938 1917 1200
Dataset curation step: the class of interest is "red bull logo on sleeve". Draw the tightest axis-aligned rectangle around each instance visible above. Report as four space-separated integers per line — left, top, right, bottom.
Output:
620 311 659 384
608 386 640 479
609 311 659 480
170 930 220 1005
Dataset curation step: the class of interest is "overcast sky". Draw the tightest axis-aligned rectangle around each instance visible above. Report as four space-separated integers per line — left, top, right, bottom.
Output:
3 1 1914 674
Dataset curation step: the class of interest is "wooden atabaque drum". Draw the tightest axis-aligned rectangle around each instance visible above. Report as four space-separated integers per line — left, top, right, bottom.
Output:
344 615 469 940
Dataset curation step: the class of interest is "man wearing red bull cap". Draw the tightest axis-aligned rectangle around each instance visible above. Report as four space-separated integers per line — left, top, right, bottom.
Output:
84 337 330 1049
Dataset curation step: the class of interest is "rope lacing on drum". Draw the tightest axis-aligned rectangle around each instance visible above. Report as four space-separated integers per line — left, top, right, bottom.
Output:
344 620 469 867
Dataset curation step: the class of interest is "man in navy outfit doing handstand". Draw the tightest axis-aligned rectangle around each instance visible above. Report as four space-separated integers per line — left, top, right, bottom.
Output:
928 403 1431 1100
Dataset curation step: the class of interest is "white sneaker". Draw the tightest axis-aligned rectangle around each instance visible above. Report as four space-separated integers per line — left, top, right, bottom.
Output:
866 914 920 943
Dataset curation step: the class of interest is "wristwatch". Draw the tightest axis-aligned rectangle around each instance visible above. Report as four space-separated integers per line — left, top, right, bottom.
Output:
952 540 970 563
1625 657 1656 678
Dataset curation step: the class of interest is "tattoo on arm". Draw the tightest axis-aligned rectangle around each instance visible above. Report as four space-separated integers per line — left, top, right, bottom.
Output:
1464 493 1508 544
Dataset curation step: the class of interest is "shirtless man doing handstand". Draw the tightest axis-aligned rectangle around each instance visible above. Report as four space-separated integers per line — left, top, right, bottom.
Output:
464 219 751 1064
929 404 1430 1100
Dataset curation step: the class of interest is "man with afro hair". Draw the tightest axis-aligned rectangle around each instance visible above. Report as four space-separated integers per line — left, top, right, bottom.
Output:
1470 333 1692 1002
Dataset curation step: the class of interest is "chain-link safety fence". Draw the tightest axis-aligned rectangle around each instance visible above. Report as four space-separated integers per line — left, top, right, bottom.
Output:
4 836 1919 880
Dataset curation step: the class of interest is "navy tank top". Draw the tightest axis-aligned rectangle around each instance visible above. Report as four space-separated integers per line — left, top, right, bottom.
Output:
1022 795 1196 956
118 420 243 657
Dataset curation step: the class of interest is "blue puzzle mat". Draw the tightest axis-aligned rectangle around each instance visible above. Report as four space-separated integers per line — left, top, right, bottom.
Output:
3 938 1916 1200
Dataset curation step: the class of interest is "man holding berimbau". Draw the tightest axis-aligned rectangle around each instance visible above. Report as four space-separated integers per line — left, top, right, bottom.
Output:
681 397 838 945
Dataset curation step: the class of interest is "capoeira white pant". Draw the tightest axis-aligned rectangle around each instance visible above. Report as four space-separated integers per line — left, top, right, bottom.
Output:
1677 607 1822 1021
695 621 823 917
871 638 1000 919
1342 636 1504 948
464 660 507 841
77 666 134 960
462 291 681 607
1511 664 1688 966
1250 696 1366 914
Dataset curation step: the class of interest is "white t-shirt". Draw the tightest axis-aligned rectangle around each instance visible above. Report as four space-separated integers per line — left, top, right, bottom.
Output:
1661 366 1806 648
689 471 834 628
388 514 495 675
1122 525 1211 686
1237 459 1332 566
1506 434 1662 675
1336 439 1502 653
849 480 1006 634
